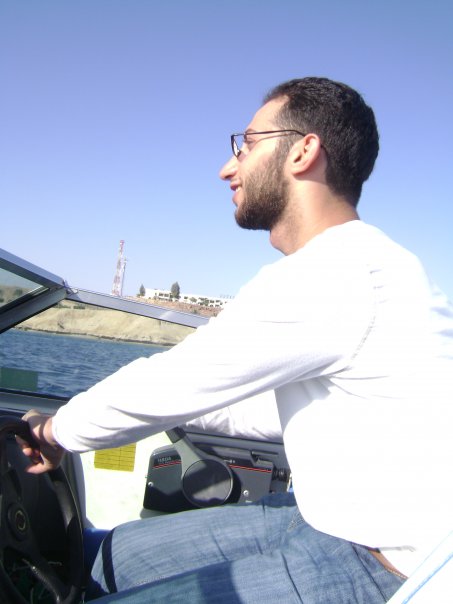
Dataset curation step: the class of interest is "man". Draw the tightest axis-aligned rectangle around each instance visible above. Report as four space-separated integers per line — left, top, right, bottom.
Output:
22 77 453 603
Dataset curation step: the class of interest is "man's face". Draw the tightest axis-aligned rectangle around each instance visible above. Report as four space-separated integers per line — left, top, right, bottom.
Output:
235 145 289 230
220 98 290 232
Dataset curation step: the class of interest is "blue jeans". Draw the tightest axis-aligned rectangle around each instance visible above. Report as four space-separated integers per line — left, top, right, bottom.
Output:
86 493 405 603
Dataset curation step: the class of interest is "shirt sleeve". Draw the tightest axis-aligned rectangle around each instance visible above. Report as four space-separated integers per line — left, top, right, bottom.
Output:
53 244 374 452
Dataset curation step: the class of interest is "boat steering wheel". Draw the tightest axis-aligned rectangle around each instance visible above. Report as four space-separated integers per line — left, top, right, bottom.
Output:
0 416 84 604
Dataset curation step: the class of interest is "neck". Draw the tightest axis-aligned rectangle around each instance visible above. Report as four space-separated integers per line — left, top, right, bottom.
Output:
269 193 359 255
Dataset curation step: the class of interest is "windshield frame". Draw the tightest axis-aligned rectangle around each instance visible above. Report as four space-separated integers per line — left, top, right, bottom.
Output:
0 248 68 333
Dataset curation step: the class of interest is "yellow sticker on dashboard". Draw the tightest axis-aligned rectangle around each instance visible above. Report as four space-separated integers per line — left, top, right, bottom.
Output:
94 444 136 472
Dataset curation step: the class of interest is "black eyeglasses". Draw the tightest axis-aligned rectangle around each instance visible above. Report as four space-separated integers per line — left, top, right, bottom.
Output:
230 130 306 158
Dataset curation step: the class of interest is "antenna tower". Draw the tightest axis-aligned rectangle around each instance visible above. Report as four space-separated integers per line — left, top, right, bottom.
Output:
111 240 127 296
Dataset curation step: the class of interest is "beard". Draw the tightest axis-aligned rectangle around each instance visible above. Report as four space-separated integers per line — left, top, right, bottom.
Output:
235 149 289 231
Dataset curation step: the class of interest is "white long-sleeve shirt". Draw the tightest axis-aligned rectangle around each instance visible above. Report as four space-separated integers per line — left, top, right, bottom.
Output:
184 390 282 441
53 221 453 576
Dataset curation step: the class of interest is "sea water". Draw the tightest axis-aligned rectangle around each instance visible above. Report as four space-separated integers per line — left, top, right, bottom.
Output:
0 329 166 398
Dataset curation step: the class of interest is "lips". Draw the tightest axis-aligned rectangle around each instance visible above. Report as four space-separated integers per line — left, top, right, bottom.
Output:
231 184 242 205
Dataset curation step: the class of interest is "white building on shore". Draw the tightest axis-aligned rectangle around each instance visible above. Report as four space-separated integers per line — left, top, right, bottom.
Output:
144 288 232 309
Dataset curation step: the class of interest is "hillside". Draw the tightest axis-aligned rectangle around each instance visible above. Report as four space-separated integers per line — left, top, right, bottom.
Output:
18 302 194 346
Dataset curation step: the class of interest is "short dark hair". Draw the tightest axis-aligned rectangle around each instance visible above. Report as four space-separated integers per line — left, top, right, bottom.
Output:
264 77 379 206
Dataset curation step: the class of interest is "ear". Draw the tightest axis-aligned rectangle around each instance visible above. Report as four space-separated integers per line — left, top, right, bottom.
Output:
286 134 323 176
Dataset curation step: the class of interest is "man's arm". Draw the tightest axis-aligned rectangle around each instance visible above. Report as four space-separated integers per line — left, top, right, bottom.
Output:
21 392 281 475
34 243 370 456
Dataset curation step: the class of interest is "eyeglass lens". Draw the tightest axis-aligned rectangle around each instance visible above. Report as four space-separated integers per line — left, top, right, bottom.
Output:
233 134 244 156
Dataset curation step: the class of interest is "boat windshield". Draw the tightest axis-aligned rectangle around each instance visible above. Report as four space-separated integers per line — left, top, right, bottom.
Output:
0 248 68 334
0 265 48 309
0 247 204 397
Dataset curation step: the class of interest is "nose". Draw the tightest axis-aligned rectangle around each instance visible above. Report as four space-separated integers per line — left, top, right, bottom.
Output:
219 155 238 181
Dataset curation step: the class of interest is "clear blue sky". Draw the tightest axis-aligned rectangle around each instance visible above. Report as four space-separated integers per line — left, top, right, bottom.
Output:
1 0 452 301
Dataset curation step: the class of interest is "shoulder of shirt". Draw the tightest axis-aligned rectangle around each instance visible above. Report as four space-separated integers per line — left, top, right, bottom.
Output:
229 222 385 303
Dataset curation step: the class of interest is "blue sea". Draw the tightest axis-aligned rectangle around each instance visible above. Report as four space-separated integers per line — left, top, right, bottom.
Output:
0 329 166 398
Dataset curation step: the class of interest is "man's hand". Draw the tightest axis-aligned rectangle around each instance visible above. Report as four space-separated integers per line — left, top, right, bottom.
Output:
19 409 65 474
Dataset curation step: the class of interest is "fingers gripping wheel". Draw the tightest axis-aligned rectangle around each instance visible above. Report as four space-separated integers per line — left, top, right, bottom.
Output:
167 427 234 507
0 416 84 604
